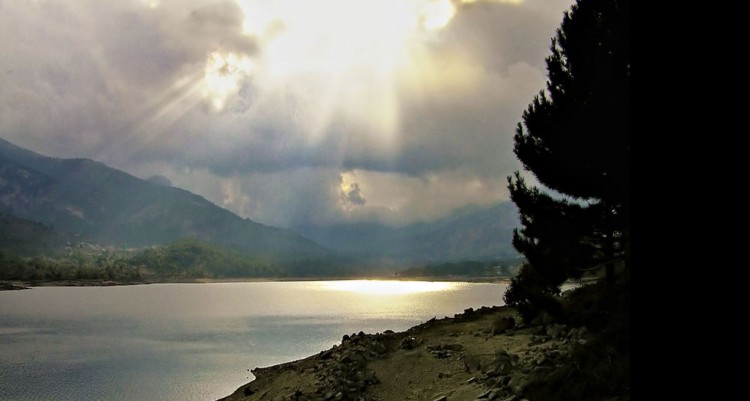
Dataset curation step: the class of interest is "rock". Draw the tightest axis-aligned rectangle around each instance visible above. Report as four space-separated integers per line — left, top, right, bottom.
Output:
529 335 549 345
491 349 514 375
545 324 565 339
342 334 351 342
371 341 387 355
534 355 549 366
478 389 492 398
578 326 589 338
463 354 482 372
433 396 448 401
443 343 464 351
362 369 379 385
431 350 452 358
400 336 419 350
427 343 464 352
493 316 516 335
508 374 527 395
567 327 579 339
243 386 255 396
467 377 477 384
484 377 499 388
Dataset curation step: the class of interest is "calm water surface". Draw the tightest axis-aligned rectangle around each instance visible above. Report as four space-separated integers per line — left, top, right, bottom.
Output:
0 280 507 401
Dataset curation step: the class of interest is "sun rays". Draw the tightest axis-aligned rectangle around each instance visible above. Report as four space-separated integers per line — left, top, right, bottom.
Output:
135 0 475 140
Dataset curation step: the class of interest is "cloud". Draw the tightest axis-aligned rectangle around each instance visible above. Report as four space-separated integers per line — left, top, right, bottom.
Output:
0 0 577 227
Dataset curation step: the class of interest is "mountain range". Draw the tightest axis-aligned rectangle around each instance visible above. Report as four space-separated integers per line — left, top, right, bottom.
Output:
0 137 519 269
0 137 325 257
293 202 519 266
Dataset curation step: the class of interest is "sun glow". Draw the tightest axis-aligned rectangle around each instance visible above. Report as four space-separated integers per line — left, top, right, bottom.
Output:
202 52 253 112
140 1 484 136
323 280 455 295
223 0 468 138
139 0 160 9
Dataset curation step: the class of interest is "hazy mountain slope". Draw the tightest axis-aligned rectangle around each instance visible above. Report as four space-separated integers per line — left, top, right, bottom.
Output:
293 202 519 265
0 138 326 256
0 213 68 256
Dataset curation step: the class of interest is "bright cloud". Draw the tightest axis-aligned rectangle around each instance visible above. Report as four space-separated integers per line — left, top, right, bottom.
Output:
0 0 575 227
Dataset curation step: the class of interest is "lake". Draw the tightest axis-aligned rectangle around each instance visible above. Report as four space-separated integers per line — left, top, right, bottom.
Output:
0 280 508 401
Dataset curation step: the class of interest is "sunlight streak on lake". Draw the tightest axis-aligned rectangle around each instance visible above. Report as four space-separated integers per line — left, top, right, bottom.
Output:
320 280 455 295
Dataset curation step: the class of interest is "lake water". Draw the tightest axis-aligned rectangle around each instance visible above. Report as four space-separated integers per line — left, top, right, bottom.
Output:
0 280 508 401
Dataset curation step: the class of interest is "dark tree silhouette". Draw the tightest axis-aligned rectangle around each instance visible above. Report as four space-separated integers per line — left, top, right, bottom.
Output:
505 0 629 319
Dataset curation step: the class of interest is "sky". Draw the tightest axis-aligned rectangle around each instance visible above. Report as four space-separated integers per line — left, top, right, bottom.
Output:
0 0 575 228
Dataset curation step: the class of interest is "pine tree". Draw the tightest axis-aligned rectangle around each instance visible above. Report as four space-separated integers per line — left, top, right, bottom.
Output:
505 0 629 319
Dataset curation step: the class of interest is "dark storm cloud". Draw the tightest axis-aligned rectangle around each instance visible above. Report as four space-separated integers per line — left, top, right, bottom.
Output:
450 0 570 73
99 10 186 87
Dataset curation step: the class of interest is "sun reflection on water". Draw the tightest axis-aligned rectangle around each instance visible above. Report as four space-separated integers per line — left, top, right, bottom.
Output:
321 280 456 295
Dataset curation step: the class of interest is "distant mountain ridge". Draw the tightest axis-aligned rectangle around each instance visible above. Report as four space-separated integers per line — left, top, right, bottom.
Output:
0 137 326 257
293 202 520 266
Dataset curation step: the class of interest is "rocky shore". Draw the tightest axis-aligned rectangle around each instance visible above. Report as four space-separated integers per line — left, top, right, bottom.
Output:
219 305 592 401
0 282 30 291
0 279 146 289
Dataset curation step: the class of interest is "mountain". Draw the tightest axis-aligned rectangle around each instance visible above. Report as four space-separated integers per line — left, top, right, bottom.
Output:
0 213 68 256
0 137 326 257
293 202 520 266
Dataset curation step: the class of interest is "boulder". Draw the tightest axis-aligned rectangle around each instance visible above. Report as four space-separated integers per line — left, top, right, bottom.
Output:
491 348 514 375
528 335 549 345
493 316 516 335
400 336 420 350
462 354 482 372
545 324 565 339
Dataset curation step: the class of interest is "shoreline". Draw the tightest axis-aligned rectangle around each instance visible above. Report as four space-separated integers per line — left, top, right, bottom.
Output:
0 276 512 290
218 305 593 401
